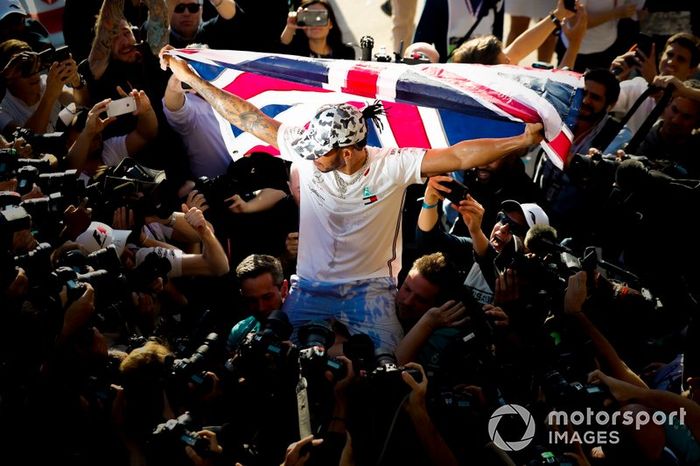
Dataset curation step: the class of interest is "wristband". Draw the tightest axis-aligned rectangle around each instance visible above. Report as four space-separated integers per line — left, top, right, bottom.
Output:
549 13 562 30
422 200 439 209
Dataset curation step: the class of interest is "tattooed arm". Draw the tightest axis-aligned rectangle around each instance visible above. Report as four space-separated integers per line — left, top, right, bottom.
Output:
88 0 125 80
144 0 169 56
160 46 281 147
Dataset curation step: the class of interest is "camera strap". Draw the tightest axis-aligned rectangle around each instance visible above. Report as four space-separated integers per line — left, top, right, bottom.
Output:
296 374 312 439
591 85 673 153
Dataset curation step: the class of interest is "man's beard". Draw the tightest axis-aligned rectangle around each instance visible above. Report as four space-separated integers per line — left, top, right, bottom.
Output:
578 104 606 123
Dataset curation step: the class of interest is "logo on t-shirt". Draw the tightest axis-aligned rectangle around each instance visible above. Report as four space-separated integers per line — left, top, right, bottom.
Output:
362 186 378 205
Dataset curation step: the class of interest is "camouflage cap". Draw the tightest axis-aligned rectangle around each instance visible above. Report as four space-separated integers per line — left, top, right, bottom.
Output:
289 103 368 160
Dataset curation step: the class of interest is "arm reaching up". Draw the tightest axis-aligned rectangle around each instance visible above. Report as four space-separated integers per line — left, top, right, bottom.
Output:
159 46 281 147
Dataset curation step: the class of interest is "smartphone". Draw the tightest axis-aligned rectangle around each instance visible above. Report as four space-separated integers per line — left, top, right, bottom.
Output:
635 33 654 58
564 0 577 12
443 178 470 204
296 8 329 27
532 61 554 70
106 96 136 118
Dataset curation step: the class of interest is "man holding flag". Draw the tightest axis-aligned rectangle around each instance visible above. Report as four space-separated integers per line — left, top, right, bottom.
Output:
160 45 544 351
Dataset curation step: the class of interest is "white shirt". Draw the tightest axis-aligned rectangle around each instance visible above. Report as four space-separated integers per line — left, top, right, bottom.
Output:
0 74 62 134
562 0 619 55
611 76 655 136
279 124 426 283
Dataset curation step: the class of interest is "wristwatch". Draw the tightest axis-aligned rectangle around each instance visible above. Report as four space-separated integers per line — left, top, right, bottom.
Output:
166 213 177 227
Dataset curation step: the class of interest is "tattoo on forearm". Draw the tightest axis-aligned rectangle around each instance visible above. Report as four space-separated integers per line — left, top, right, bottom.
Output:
90 0 125 72
197 83 278 145
144 0 169 55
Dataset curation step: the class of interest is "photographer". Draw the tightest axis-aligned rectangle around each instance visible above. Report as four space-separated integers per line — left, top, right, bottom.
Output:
280 0 355 59
0 39 88 138
611 33 700 134
616 79 700 179
65 88 159 176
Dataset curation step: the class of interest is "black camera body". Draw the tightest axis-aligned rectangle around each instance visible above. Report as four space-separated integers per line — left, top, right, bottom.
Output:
150 412 211 462
37 45 71 72
542 368 610 411
168 332 220 389
195 174 255 211
12 127 67 159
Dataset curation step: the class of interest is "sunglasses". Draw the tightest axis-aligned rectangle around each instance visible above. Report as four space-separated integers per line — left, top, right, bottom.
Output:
174 3 201 13
496 211 528 237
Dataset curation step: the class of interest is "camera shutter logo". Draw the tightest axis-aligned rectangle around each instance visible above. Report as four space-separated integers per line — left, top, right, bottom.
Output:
488 404 536 451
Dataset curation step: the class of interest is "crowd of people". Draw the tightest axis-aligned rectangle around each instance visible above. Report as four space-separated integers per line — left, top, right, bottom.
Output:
1 0 699 465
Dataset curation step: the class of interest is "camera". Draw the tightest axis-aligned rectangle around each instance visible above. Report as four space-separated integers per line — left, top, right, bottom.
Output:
369 352 422 391
541 368 609 410
226 310 295 385
0 191 21 209
13 242 53 281
15 165 38 196
298 320 346 382
20 193 68 241
37 45 71 72
150 412 212 465
12 127 67 159
195 174 255 211
168 332 221 390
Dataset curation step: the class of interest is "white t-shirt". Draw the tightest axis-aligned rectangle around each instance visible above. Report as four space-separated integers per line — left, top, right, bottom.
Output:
279 125 426 283
135 247 183 278
101 135 129 167
611 76 655 136
0 74 63 133
562 0 619 55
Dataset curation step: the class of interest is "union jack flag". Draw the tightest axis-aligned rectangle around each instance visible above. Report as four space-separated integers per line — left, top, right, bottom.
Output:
168 48 583 170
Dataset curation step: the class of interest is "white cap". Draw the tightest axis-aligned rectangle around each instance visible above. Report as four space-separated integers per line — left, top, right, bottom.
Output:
501 200 549 228
75 221 131 256
0 1 27 21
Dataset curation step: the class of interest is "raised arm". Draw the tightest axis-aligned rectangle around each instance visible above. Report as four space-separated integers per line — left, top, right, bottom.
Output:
504 0 574 65
420 123 543 177
209 0 236 20
159 46 281 147
143 0 169 56
89 0 125 80
565 271 648 388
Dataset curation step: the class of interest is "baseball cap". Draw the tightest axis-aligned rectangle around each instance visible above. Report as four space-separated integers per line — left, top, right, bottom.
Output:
289 103 369 160
501 200 549 228
75 221 132 256
0 1 27 21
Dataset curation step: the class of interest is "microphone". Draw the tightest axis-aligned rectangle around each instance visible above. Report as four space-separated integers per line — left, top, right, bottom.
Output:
525 224 563 256
525 224 582 270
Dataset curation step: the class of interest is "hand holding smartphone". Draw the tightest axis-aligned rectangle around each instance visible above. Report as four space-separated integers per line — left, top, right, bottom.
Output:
443 179 470 205
106 96 136 118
